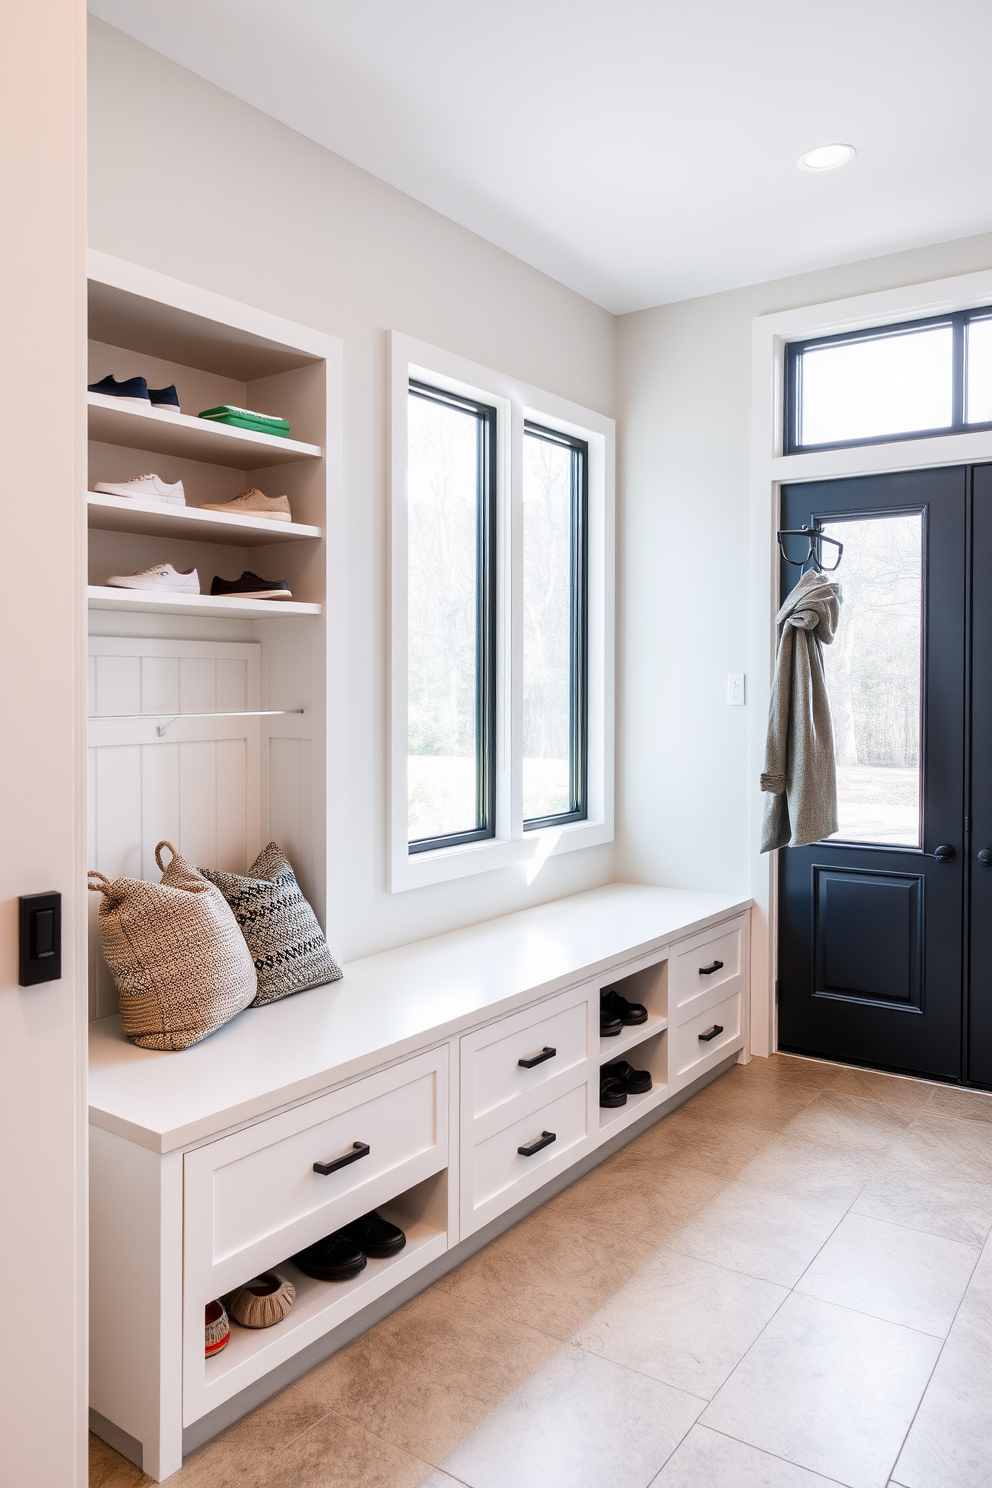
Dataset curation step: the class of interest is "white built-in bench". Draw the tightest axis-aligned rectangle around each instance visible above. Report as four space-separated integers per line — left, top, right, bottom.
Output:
88 882 751 1480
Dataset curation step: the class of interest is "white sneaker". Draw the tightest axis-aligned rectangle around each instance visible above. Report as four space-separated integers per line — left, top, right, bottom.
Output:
106 564 200 594
93 473 186 506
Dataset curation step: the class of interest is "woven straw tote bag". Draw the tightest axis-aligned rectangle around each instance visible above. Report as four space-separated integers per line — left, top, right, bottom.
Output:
88 841 257 1051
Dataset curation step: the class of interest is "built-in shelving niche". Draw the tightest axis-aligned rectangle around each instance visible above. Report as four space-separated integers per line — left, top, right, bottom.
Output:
597 957 670 1134
86 252 341 1019
195 1172 448 1421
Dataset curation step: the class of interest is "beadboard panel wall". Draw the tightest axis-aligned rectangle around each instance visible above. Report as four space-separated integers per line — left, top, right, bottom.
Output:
87 637 263 1020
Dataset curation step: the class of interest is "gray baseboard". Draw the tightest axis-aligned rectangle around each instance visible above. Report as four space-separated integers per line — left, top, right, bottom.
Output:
90 1410 144 1471
177 1053 737 1460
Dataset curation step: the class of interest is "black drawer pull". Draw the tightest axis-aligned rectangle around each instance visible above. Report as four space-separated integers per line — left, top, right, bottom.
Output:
699 1024 724 1042
518 1045 557 1069
517 1130 557 1158
313 1141 370 1176
699 960 724 976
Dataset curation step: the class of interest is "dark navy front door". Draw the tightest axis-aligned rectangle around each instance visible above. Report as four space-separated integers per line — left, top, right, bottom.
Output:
776 466 977 1083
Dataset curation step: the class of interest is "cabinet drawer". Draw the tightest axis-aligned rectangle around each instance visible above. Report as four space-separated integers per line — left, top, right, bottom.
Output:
461 986 593 1131
461 1077 595 1236
669 915 746 1024
670 988 743 1086
184 1047 447 1298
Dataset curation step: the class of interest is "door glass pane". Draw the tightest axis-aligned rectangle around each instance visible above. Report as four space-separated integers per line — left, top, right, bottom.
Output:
799 326 953 446
407 389 481 843
523 431 573 821
966 317 992 424
820 513 923 846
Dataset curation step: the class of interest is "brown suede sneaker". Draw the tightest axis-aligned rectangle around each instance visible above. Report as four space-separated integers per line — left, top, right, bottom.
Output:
199 488 292 522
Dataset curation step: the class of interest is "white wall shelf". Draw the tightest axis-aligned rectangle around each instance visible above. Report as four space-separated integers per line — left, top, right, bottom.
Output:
87 585 322 619
88 492 322 546
88 393 322 468
598 1014 668 1062
598 1079 671 1136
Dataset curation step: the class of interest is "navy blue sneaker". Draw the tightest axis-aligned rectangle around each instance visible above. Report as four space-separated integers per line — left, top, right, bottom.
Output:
149 384 181 415
88 374 150 407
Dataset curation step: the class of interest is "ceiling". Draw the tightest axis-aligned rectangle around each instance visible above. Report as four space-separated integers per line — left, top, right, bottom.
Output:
88 0 992 314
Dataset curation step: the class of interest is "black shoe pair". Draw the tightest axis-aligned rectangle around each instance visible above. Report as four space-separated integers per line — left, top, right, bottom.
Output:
600 1060 652 1107
600 986 648 1037
211 571 293 600
291 1211 406 1281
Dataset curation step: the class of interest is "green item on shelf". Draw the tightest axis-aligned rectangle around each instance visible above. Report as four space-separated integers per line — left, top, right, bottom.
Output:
197 405 291 437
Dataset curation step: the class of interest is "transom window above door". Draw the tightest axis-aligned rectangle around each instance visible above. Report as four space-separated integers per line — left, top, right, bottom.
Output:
786 307 992 452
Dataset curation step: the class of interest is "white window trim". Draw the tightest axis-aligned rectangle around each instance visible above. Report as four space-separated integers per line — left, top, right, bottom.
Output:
749 265 992 1056
389 331 615 893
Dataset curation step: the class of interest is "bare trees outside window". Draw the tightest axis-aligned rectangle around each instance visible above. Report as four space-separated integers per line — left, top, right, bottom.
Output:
406 383 495 851
821 513 923 846
523 424 588 827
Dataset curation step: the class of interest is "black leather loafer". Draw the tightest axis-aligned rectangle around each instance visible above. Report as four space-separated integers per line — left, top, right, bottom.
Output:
600 1008 624 1036
291 1232 367 1281
602 1059 652 1095
340 1211 406 1259
601 988 648 1025
599 1074 628 1107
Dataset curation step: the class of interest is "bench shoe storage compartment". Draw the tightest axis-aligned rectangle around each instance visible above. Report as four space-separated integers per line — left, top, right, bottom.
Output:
182 1047 448 1423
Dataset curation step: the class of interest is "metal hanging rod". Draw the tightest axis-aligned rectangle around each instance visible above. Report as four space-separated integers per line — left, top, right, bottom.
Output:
87 708 305 738
776 525 843 572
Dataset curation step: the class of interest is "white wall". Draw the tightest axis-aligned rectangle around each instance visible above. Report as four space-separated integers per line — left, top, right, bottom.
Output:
0 4 88 1483
87 18 616 960
616 231 992 904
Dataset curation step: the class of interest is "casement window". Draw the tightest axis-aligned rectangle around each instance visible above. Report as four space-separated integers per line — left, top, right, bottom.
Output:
406 382 497 853
390 333 614 892
522 422 588 829
786 308 992 453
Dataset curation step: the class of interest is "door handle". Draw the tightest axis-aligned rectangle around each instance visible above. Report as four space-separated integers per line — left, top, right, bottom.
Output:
699 960 724 976
518 1046 556 1069
979 848 992 867
699 1024 724 1042
517 1130 556 1157
313 1141 370 1175
930 844 956 863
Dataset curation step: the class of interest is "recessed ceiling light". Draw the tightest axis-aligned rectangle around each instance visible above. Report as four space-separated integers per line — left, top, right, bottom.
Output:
798 143 856 172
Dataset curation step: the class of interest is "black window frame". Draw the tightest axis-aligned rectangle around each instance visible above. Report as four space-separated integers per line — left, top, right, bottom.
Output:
785 307 992 454
522 420 589 831
407 379 498 855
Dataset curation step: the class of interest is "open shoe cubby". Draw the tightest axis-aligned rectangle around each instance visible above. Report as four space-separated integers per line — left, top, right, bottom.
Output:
192 1172 449 1421
598 956 670 1134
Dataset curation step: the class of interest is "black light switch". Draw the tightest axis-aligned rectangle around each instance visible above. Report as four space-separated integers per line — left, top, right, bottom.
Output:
19 891 62 985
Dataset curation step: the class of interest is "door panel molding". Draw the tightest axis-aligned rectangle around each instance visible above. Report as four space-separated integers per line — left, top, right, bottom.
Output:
812 865 924 1013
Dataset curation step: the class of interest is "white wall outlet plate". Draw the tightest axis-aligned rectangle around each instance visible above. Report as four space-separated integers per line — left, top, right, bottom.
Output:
727 672 746 706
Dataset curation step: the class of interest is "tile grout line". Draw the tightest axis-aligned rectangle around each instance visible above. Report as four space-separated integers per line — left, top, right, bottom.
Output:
681 1120 920 1487
878 1227 988 1484
697 1422 859 1488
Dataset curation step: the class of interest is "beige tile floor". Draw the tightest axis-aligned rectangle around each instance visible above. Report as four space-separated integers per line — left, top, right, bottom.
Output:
90 1054 992 1488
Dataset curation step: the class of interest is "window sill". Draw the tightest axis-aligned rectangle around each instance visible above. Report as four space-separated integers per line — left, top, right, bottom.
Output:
389 818 613 893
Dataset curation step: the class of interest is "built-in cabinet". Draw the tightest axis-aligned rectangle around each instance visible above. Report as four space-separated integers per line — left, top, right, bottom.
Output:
85 251 342 1016
89 887 750 1481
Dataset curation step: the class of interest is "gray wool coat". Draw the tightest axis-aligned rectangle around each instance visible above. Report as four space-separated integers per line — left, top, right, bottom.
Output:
760 566 843 853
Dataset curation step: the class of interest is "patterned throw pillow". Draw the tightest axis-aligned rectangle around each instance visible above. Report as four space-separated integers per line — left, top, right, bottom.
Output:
200 843 342 1007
